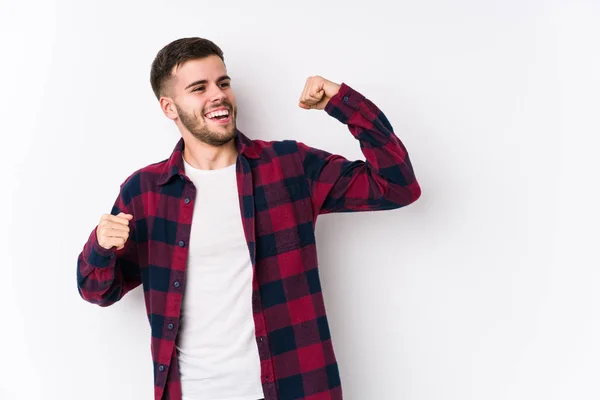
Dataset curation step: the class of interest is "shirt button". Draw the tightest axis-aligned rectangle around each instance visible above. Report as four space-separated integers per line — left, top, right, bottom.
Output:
343 95 349 102
184 197 190 204
167 323 174 330
259 337 264 342
158 365 165 372
173 281 181 288
178 240 185 247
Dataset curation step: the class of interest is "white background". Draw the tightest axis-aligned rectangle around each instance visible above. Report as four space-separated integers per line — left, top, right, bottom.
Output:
1 0 599 399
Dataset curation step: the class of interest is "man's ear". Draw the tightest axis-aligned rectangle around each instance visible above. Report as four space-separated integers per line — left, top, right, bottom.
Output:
160 96 178 120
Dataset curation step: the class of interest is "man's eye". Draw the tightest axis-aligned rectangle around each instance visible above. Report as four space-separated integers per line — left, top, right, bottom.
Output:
193 87 205 92
220 82 230 88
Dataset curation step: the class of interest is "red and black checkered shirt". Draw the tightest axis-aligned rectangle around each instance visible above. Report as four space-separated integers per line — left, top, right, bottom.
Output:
77 83 421 400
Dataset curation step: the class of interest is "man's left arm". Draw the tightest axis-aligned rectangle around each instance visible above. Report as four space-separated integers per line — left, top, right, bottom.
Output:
296 76 421 217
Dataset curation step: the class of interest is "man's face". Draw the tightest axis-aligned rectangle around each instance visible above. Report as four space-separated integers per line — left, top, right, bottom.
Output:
168 55 237 147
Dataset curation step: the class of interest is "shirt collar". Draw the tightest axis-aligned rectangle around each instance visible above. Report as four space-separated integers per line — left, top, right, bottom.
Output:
157 129 260 186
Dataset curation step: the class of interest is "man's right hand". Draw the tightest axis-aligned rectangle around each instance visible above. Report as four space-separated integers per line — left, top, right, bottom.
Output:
96 212 133 251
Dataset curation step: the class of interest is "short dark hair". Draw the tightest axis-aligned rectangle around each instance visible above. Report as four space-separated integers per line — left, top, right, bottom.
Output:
150 37 225 100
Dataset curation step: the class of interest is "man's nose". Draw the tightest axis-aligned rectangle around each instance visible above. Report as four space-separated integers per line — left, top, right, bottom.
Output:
209 84 226 101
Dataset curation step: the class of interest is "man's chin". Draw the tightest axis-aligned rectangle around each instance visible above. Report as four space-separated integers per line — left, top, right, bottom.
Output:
190 127 237 147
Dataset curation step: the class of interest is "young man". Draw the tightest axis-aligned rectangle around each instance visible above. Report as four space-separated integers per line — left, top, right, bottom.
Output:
77 37 421 400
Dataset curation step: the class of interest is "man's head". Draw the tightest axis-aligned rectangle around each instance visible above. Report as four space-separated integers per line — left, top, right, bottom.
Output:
150 37 237 147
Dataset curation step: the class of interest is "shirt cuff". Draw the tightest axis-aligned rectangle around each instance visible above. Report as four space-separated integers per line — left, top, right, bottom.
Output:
324 82 365 124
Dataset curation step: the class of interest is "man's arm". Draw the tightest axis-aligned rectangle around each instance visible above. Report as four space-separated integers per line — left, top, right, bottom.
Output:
296 77 421 217
76 184 141 307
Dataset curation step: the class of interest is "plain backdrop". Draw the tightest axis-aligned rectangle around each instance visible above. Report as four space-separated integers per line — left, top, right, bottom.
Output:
1 1 599 399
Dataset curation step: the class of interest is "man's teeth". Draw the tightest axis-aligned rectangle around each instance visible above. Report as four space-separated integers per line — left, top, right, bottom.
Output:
206 109 229 119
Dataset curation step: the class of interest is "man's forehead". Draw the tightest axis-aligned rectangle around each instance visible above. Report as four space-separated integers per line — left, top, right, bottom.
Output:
173 57 226 80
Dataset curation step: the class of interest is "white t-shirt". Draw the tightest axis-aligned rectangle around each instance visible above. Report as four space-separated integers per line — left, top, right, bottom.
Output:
177 158 264 400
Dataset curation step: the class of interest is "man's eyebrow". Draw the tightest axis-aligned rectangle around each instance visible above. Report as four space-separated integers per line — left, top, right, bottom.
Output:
185 75 231 90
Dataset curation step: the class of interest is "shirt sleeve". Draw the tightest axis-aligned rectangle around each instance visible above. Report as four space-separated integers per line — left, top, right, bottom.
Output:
297 82 421 218
76 183 141 307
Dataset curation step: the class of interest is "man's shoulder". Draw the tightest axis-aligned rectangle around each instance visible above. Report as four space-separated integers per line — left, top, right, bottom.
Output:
249 137 303 158
117 158 170 192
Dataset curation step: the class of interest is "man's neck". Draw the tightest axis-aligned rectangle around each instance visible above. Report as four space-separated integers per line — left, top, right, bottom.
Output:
182 135 238 170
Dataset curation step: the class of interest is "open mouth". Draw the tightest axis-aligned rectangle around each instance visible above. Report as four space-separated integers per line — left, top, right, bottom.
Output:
205 108 231 124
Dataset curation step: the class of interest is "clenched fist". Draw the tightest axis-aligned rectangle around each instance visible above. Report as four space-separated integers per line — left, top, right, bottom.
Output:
96 212 133 251
298 75 341 110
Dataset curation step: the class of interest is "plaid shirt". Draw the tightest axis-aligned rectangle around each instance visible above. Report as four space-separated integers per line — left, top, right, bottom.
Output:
77 83 421 400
